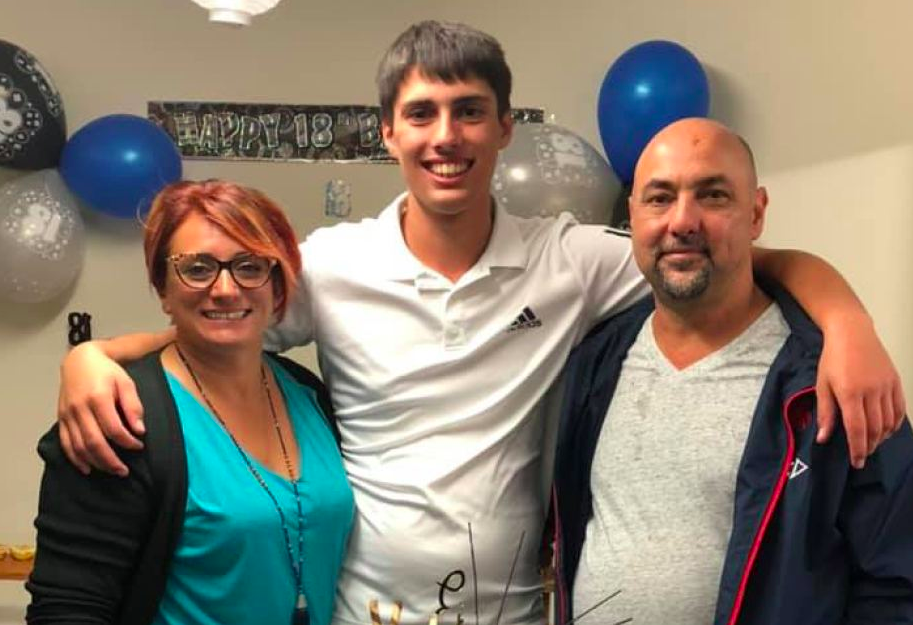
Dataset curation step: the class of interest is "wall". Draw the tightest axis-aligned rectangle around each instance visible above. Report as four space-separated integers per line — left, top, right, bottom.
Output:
2 0 911 619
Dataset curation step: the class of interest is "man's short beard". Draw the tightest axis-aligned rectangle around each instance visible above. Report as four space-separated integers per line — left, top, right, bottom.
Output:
655 264 712 301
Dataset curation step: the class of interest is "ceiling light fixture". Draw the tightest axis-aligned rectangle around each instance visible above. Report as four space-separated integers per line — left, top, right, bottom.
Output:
190 0 282 27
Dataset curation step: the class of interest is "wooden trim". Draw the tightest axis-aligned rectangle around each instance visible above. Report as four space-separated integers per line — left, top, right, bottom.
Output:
0 546 35 581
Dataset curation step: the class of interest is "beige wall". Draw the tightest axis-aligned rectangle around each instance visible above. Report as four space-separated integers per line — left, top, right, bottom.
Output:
2 0 911 618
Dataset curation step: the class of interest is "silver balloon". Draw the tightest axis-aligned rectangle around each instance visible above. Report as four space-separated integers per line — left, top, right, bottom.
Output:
0 169 84 303
492 123 622 224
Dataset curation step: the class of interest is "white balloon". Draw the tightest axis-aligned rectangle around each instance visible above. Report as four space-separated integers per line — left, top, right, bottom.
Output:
0 169 85 303
491 123 623 224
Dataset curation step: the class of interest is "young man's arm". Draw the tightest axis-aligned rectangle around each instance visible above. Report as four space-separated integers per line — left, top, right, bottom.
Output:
57 329 174 476
753 247 907 468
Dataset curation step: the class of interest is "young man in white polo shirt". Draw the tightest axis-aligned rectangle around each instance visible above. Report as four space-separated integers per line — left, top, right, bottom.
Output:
56 20 906 625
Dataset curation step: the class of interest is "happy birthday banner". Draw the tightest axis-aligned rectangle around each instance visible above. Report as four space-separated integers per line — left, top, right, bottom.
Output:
147 102 544 163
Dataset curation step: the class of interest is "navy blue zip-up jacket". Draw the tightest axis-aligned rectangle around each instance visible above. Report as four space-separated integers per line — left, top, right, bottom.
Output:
552 284 913 624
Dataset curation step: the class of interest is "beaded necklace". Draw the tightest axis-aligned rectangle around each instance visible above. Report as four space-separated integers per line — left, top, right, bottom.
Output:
175 344 309 625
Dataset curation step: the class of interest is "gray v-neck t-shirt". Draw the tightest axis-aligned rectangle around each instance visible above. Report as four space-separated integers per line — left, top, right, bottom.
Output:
573 303 790 624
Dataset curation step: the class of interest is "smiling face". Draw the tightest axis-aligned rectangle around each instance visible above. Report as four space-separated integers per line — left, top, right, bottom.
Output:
159 211 275 351
629 119 768 306
382 68 513 220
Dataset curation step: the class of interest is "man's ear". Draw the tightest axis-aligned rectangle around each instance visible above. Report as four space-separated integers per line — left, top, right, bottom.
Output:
498 113 514 150
381 119 399 161
751 186 769 240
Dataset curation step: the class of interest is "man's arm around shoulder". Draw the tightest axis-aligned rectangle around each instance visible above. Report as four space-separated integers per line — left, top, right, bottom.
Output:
58 330 173 476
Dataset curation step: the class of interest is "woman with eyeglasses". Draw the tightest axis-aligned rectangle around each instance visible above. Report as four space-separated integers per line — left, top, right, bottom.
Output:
27 180 354 625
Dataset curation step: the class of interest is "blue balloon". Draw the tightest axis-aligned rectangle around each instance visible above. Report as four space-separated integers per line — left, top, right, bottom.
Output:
60 114 182 218
597 40 710 185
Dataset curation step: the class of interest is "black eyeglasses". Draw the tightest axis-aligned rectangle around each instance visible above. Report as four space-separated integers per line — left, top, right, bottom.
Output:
166 253 277 290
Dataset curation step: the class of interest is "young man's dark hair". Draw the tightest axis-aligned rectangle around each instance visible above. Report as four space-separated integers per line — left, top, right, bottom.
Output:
375 20 513 123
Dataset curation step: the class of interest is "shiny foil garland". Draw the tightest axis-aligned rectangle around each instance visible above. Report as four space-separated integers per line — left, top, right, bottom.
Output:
147 101 543 163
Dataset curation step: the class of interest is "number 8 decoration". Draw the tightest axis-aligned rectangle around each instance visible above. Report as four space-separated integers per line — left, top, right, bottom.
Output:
491 123 623 225
0 39 67 170
0 169 84 304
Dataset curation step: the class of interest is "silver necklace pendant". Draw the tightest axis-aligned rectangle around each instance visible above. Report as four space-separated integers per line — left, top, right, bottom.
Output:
293 593 309 625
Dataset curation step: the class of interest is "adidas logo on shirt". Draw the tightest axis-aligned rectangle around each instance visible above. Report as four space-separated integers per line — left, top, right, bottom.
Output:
506 307 542 333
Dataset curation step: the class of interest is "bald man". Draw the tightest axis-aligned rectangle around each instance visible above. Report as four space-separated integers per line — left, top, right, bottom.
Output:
551 119 913 625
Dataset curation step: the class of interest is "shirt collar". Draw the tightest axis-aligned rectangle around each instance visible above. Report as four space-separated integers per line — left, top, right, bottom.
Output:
376 193 529 281
478 199 528 270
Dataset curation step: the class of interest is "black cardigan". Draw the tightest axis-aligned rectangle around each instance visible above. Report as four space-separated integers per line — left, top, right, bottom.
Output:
26 351 337 625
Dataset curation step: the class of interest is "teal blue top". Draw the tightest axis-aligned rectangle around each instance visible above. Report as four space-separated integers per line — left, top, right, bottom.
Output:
152 357 353 625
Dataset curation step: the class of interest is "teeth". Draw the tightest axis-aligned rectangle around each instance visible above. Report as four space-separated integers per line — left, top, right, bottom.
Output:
203 311 247 320
429 162 469 177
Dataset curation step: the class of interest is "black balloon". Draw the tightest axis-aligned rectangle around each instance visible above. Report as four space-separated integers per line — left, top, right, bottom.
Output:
0 40 66 170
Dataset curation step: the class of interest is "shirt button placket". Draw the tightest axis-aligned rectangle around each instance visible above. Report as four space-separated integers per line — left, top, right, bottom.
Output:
443 290 467 349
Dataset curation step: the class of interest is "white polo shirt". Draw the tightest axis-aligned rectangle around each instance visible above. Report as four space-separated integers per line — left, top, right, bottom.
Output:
265 193 648 625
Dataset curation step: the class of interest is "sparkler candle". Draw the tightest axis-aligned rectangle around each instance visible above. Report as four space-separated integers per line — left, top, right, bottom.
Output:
363 525 621 625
